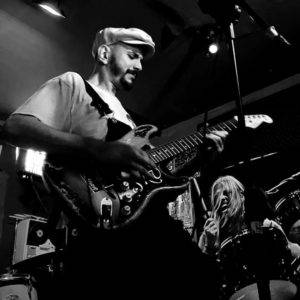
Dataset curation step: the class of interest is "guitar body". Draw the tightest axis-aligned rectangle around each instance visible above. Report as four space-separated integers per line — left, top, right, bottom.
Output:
44 124 189 230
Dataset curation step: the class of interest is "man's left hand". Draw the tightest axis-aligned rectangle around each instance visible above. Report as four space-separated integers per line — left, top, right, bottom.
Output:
205 130 228 154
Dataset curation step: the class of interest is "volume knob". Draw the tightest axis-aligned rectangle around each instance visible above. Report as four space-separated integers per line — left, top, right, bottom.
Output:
121 205 131 216
123 193 133 202
121 181 130 191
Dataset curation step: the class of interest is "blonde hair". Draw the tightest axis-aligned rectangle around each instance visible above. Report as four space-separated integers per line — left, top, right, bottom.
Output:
211 175 245 238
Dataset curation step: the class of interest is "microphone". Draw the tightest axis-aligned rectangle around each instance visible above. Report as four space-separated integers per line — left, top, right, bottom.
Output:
237 0 291 47
197 0 291 47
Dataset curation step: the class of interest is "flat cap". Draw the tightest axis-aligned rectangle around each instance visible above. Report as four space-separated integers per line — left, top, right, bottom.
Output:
92 27 155 60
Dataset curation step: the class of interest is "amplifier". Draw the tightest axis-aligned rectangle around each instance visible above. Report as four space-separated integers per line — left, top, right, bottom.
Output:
12 216 55 265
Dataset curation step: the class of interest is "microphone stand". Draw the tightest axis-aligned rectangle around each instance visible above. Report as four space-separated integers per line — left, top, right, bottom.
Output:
196 1 292 299
226 21 246 131
226 0 291 128
225 8 269 300
228 21 271 299
224 6 290 298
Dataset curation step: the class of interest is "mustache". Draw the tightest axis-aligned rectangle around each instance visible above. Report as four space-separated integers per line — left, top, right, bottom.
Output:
127 70 138 77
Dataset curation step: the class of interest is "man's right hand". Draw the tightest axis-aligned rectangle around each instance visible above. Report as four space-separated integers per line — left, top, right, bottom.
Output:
85 139 156 180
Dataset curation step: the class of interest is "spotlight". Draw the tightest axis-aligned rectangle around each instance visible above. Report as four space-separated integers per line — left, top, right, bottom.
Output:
208 43 219 54
16 147 46 177
199 25 221 57
38 2 65 18
30 0 66 18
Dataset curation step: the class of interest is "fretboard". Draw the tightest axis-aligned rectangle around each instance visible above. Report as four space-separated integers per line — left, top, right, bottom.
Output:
147 118 237 164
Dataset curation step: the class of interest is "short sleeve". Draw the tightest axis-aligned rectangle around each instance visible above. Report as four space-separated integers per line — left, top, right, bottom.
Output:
12 73 77 131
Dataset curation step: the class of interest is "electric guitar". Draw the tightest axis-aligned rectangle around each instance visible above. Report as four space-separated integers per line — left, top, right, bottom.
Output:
43 114 273 230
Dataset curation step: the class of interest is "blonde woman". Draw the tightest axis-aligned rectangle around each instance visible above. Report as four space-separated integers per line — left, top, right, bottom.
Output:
199 175 246 254
199 175 300 300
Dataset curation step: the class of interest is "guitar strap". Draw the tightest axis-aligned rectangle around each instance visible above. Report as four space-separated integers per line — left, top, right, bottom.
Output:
82 77 133 141
82 78 112 116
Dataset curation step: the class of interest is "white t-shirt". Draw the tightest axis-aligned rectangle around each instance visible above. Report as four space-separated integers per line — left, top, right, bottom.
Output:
88 82 135 129
13 72 135 140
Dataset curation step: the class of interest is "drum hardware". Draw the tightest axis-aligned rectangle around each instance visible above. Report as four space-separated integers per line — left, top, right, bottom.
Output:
0 271 38 300
218 227 298 300
266 171 300 246
274 189 300 243
9 249 65 300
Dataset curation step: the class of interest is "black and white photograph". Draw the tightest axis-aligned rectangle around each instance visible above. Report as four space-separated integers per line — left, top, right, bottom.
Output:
0 0 300 299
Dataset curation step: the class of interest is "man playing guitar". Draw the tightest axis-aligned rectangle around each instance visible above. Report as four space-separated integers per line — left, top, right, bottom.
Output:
3 27 227 299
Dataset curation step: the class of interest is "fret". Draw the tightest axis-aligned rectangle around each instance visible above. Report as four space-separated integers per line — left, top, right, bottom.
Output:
195 132 204 143
149 152 159 163
178 139 190 150
211 124 223 131
185 136 196 147
161 146 172 157
150 149 164 162
189 134 200 146
155 148 168 160
227 120 237 129
174 141 184 152
164 145 176 157
173 141 184 154
221 122 231 131
214 123 227 131
167 143 180 155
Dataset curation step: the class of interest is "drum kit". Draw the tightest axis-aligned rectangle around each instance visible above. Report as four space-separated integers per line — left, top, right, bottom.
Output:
216 171 300 300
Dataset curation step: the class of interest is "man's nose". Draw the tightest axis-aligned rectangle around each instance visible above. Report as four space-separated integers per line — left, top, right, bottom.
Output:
134 60 143 72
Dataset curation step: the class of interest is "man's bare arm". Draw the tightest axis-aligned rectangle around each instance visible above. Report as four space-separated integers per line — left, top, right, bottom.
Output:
2 114 155 178
3 114 87 157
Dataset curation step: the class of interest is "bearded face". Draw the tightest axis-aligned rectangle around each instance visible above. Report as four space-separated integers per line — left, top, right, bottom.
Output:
107 43 144 91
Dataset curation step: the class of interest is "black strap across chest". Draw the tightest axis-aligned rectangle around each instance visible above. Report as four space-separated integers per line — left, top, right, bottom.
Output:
82 78 133 141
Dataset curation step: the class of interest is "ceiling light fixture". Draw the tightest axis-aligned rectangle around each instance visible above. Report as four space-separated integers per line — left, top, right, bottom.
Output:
31 0 66 18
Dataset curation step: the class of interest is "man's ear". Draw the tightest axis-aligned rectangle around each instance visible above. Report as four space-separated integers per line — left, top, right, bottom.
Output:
96 45 110 64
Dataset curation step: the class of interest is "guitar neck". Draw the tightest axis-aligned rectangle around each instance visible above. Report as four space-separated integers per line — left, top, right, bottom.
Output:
147 118 237 164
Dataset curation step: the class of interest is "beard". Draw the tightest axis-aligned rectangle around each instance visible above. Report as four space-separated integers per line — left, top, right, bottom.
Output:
119 72 136 91
108 54 137 91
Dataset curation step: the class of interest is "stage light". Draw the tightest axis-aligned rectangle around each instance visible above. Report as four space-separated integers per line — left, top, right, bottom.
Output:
24 149 46 176
16 147 46 176
208 43 219 54
29 0 66 18
38 2 65 18
200 25 221 57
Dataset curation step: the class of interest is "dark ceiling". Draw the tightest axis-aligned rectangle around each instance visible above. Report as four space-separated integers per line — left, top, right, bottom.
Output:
0 0 300 129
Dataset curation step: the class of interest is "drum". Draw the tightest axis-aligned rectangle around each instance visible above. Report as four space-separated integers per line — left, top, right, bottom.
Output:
290 256 300 287
218 227 297 300
0 272 38 300
275 189 300 243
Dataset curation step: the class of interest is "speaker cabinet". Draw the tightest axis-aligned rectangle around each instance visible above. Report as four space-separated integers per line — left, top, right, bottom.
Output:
12 218 55 265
